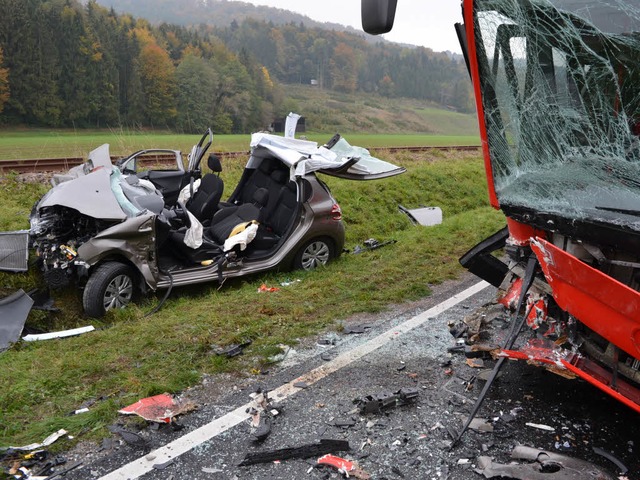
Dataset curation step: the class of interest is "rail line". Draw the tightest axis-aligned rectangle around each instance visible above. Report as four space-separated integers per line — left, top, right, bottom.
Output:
0 145 481 174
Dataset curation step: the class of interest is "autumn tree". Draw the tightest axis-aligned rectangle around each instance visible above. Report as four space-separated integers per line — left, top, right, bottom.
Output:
0 47 9 114
138 42 177 126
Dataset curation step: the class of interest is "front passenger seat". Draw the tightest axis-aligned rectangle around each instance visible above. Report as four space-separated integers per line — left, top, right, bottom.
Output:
187 154 224 223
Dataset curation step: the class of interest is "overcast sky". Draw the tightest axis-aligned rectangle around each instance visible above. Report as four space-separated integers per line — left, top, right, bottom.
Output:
244 1 463 53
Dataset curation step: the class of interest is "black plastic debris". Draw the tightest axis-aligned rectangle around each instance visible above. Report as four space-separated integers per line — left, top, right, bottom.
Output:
107 426 148 449
343 324 371 334
27 288 59 312
42 460 82 480
334 418 356 428
0 289 33 351
354 388 419 414
152 459 175 470
238 439 351 466
212 340 252 357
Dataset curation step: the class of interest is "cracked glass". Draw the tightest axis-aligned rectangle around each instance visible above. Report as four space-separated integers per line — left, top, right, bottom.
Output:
474 0 640 231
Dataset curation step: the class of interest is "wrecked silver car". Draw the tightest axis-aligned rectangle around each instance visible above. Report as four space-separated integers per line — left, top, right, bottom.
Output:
17 129 404 317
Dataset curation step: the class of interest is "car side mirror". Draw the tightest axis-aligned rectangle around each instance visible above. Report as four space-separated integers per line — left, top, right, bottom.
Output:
361 0 398 35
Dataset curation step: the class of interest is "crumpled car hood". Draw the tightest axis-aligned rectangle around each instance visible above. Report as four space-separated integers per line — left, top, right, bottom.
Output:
37 167 127 221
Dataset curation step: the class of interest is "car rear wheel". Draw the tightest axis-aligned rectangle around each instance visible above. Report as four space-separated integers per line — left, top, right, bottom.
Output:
83 261 136 318
293 237 335 271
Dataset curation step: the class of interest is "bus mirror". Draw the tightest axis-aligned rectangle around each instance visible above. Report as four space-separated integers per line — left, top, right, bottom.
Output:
361 0 398 34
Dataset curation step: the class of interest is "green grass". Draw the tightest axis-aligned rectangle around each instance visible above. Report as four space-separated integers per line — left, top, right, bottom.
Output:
0 130 480 161
0 150 504 448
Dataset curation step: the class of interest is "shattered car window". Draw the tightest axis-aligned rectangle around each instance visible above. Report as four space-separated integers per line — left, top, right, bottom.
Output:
475 0 640 230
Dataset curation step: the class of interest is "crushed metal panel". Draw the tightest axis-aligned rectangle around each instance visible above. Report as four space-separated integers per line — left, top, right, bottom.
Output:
0 289 33 351
531 238 640 360
0 230 29 272
398 205 443 226
476 445 616 479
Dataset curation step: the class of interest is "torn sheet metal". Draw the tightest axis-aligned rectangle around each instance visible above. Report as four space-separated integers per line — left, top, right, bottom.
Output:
118 394 195 423
4 429 67 452
475 445 616 480
531 238 640 361
398 205 442 226
22 326 95 342
0 289 33 351
0 230 29 272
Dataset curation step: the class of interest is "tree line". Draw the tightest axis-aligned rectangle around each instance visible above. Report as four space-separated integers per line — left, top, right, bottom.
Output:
0 0 473 132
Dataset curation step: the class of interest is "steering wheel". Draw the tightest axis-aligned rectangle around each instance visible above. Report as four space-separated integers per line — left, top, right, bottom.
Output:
171 201 192 229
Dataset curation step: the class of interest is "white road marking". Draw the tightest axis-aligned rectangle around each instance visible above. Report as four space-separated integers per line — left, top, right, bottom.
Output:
100 280 489 479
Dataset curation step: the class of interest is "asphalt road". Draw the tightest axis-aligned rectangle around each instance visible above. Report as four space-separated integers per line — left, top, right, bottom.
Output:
58 273 639 480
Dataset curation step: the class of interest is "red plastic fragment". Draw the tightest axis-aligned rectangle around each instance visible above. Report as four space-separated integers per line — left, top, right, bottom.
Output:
119 394 181 423
498 277 522 309
258 283 280 293
318 454 354 473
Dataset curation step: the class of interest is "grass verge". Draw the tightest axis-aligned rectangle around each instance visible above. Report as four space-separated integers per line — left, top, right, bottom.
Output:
0 150 504 447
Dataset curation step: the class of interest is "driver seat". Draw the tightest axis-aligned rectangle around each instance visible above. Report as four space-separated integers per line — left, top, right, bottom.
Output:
187 154 224 223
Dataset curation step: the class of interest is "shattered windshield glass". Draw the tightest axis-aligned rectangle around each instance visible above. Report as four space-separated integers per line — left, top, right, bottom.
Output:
475 0 640 231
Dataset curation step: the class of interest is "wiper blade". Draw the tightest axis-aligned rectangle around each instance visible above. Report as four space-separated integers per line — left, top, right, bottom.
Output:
596 206 640 216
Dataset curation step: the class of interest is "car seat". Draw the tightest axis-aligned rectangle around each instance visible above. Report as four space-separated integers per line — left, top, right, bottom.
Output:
187 154 224 223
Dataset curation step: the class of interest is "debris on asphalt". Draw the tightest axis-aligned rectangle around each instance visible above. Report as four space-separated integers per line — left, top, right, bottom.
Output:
468 418 494 433
353 388 419 414
212 340 252 357
152 459 175 470
342 324 371 334
4 429 68 452
293 381 308 389
40 459 82 479
246 390 279 442
0 289 33 352
118 394 196 423
593 446 629 475
258 283 280 293
352 238 397 254
398 205 443 226
107 426 148 449
249 409 272 442
525 422 555 432
475 445 616 479
317 454 371 479
22 325 95 342
238 439 351 466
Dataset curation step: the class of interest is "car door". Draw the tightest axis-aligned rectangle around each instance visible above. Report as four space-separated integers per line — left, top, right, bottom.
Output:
318 136 406 180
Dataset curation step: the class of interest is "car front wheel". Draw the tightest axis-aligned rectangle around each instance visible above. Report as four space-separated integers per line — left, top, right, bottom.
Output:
83 261 136 318
293 238 335 271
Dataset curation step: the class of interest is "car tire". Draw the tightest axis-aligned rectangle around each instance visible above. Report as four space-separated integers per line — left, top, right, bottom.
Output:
293 237 335 271
83 261 136 318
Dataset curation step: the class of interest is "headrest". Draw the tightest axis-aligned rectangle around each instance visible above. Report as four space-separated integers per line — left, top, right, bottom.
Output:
207 154 222 173
270 169 288 184
252 187 269 207
258 158 276 174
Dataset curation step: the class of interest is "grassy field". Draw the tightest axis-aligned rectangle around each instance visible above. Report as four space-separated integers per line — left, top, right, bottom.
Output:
0 88 481 161
0 130 480 161
0 147 503 448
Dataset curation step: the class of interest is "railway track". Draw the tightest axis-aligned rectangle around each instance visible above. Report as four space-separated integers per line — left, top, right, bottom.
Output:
0 145 481 174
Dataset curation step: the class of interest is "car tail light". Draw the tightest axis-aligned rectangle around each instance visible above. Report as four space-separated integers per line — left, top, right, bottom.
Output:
331 203 342 221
